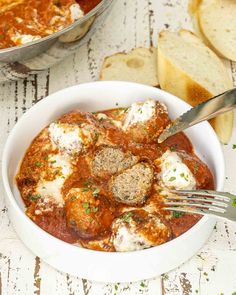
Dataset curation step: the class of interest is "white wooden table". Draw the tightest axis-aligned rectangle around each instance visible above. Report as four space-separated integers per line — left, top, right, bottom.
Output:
1 0 236 294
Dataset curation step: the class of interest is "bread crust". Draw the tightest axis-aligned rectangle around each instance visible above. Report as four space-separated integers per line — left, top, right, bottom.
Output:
157 30 234 143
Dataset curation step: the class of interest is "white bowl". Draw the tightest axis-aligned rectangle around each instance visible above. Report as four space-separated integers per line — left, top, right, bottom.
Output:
2 81 225 283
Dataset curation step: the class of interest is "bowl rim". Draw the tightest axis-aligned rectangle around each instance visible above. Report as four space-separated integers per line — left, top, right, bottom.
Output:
1 81 225 258
0 0 108 55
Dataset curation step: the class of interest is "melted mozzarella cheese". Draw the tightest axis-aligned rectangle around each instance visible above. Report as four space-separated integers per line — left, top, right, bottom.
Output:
11 33 41 45
69 3 84 21
123 99 156 130
36 154 72 207
113 223 151 252
96 113 123 128
158 150 196 190
49 122 84 155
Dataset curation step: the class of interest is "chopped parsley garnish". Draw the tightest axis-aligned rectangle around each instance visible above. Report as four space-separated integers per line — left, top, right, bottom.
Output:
194 163 199 173
140 282 146 288
173 168 176 172
232 197 236 207
94 131 100 142
28 194 41 202
35 162 42 167
81 188 91 192
169 176 176 182
70 196 77 201
180 173 188 181
50 160 57 164
43 156 49 161
172 211 185 218
82 202 98 214
92 188 100 197
170 145 177 152
82 202 90 209
233 144 236 150
122 212 133 223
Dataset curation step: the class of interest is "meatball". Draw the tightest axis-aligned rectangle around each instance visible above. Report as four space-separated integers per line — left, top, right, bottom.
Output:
65 188 114 239
92 146 139 178
122 99 169 143
110 162 154 205
111 210 172 252
48 122 99 156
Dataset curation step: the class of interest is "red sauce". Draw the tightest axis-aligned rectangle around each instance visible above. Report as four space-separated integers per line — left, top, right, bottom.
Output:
16 103 214 251
0 0 101 49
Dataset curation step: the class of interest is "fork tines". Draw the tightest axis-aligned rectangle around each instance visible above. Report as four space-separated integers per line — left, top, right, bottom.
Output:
164 189 231 216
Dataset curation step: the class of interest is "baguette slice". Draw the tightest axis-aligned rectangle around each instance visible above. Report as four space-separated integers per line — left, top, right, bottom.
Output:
100 47 159 87
158 29 234 143
192 0 236 61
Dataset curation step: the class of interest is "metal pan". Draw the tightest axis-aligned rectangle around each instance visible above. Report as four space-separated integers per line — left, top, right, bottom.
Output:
0 0 115 82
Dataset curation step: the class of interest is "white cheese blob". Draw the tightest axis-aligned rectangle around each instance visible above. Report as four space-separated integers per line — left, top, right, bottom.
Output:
112 222 152 252
158 150 196 190
69 3 84 21
36 154 72 207
96 113 123 128
123 99 156 130
11 33 41 45
49 122 84 155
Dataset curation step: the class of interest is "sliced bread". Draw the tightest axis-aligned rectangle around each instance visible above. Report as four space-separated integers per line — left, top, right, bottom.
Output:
195 0 236 61
100 47 159 87
157 29 234 143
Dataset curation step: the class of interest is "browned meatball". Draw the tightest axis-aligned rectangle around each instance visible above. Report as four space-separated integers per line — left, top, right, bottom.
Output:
122 100 169 143
91 145 139 178
178 151 214 189
65 188 114 239
111 209 172 251
110 162 154 205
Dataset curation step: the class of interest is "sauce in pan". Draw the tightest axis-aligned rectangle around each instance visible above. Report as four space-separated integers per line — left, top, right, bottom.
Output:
16 99 214 252
0 0 101 49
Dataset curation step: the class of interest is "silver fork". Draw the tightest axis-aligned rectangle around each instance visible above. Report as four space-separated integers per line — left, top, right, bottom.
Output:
164 189 236 222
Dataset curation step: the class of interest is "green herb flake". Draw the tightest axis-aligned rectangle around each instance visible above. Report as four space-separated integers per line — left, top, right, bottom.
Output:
169 176 176 182
35 162 42 167
114 284 118 291
203 272 208 276
140 282 146 288
94 131 100 142
172 211 185 218
51 160 57 164
28 194 41 202
70 196 77 201
92 207 99 213
86 208 91 214
122 212 133 223
194 163 199 173
82 203 90 209
82 188 91 192
93 188 100 197
170 145 177 152
173 168 176 172
232 197 236 207
233 144 236 150
44 155 49 161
